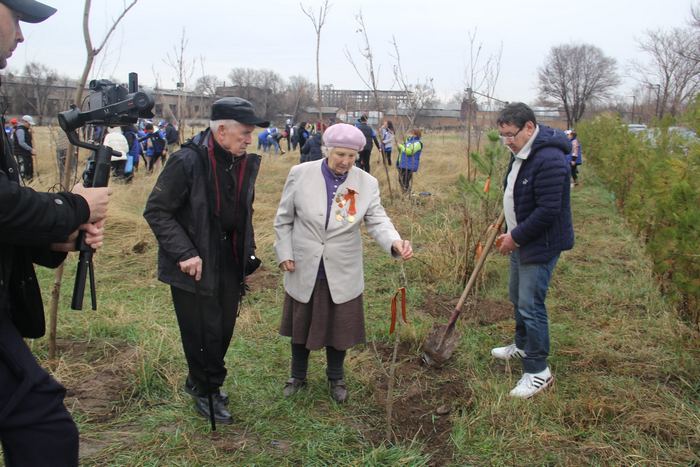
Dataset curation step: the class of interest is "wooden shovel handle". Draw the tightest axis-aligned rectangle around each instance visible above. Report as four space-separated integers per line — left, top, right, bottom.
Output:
445 211 506 328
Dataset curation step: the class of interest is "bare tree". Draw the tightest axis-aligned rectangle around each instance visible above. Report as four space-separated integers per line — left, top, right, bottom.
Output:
16 62 58 124
633 28 700 118
164 28 196 129
49 0 139 361
344 10 393 198
227 67 285 120
538 43 619 127
390 36 436 131
461 29 503 179
284 75 315 120
194 74 219 96
300 0 330 125
344 11 382 113
74 0 139 106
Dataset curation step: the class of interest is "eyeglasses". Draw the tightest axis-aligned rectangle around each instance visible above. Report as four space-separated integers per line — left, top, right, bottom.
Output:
499 126 523 142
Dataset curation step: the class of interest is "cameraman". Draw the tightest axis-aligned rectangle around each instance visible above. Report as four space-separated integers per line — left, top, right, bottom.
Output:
0 1 111 466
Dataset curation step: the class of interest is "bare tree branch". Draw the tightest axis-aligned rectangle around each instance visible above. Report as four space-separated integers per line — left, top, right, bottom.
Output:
300 0 330 124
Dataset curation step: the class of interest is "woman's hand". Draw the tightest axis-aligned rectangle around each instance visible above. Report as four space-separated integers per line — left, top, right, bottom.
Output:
392 239 413 260
279 260 296 272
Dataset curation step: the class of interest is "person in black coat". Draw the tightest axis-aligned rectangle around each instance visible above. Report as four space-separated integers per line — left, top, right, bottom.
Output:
300 131 322 163
0 3 111 465
144 97 267 425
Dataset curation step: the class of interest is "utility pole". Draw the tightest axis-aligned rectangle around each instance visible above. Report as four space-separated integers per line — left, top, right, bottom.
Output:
627 95 637 123
649 84 661 119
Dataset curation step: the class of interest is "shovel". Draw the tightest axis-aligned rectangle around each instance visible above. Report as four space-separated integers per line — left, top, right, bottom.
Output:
422 211 505 367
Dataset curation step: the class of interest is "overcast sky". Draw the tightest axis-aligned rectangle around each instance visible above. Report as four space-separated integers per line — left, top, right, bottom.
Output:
7 0 696 106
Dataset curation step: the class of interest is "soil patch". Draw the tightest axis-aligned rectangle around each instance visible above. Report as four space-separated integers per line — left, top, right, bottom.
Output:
245 265 279 293
421 292 511 326
58 339 140 422
360 341 474 466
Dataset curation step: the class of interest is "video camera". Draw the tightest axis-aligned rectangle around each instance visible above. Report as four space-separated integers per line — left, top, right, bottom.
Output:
57 72 154 311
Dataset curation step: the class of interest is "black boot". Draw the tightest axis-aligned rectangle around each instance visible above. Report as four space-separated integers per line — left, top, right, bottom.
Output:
185 377 229 405
193 394 233 424
283 377 307 397
329 379 348 403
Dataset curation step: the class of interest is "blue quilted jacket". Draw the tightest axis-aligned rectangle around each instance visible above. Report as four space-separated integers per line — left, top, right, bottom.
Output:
504 125 574 264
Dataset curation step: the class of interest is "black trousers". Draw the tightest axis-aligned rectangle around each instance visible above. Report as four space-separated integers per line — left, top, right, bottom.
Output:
398 168 413 192
0 313 79 466
357 149 372 173
170 246 241 394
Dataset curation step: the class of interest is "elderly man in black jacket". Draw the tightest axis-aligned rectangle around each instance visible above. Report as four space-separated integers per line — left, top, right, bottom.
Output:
144 97 267 425
0 1 111 465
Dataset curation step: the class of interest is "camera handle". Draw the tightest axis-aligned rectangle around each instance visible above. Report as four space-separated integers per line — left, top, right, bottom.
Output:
70 143 113 311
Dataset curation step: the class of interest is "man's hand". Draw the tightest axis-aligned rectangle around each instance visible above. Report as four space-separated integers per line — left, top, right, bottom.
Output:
179 256 203 281
72 183 112 223
279 260 295 272
496 233 518 255
50 220 106 252
392 239 413 260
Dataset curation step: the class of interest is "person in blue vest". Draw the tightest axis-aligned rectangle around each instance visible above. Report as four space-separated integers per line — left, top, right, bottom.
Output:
396 128 423 193
140 122 167 173
492 102 574 399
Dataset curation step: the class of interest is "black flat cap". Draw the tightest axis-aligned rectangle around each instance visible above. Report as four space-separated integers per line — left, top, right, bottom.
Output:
1 0 56 23
210 97 269 127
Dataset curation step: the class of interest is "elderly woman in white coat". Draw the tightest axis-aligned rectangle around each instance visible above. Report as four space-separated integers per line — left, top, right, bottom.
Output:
274 123 413 403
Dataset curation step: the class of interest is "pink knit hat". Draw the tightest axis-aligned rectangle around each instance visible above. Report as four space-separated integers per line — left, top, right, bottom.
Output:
322 123 366 151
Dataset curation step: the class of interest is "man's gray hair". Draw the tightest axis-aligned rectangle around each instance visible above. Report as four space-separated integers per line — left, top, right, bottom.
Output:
209 119 241 131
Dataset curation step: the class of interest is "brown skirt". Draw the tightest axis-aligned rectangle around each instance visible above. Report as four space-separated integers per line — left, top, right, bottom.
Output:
280 278 365 351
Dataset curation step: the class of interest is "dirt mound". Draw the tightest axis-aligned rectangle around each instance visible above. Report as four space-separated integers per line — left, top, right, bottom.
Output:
245 265 279 293
421 292 511 325
58 339 140 422
361 341 474 466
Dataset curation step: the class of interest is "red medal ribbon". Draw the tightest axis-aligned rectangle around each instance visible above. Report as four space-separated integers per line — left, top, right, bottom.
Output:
389 287 407 334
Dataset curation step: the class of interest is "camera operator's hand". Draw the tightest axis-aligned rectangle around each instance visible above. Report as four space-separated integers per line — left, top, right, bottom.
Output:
72 183 112 223
49 220 105 252
179 256 203 281
83 219 105 249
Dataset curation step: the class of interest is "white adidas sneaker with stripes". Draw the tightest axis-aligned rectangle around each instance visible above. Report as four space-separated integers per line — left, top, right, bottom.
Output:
509 367 554 399
491 343 526 360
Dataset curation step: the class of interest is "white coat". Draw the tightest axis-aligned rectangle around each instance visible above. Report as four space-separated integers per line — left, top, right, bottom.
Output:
274 159 401 304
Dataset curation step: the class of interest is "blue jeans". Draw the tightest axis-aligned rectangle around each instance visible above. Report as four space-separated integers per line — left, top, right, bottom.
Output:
509 250 560 373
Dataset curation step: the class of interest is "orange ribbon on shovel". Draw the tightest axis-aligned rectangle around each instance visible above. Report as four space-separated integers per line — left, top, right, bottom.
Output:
390 287 408 334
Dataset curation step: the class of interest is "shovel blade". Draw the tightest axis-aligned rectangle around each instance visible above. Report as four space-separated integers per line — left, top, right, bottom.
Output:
421 323 460 367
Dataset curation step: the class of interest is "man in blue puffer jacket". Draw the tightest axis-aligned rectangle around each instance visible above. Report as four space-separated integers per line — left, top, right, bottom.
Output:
492 102 574 399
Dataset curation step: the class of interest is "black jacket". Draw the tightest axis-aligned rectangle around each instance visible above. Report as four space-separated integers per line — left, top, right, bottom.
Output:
0 119 90 337
356 121 380 152
300 133 323 162
143 129 260 297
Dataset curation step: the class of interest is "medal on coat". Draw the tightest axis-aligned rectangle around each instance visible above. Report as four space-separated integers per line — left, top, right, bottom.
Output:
334 188 358 224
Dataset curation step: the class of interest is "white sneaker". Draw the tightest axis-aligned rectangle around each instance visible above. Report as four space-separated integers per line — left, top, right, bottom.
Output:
509 367 554 399
491 343 526 360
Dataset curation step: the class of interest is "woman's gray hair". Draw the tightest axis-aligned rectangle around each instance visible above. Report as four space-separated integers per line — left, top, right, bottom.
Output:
322 146 359 159
209 119 241 131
